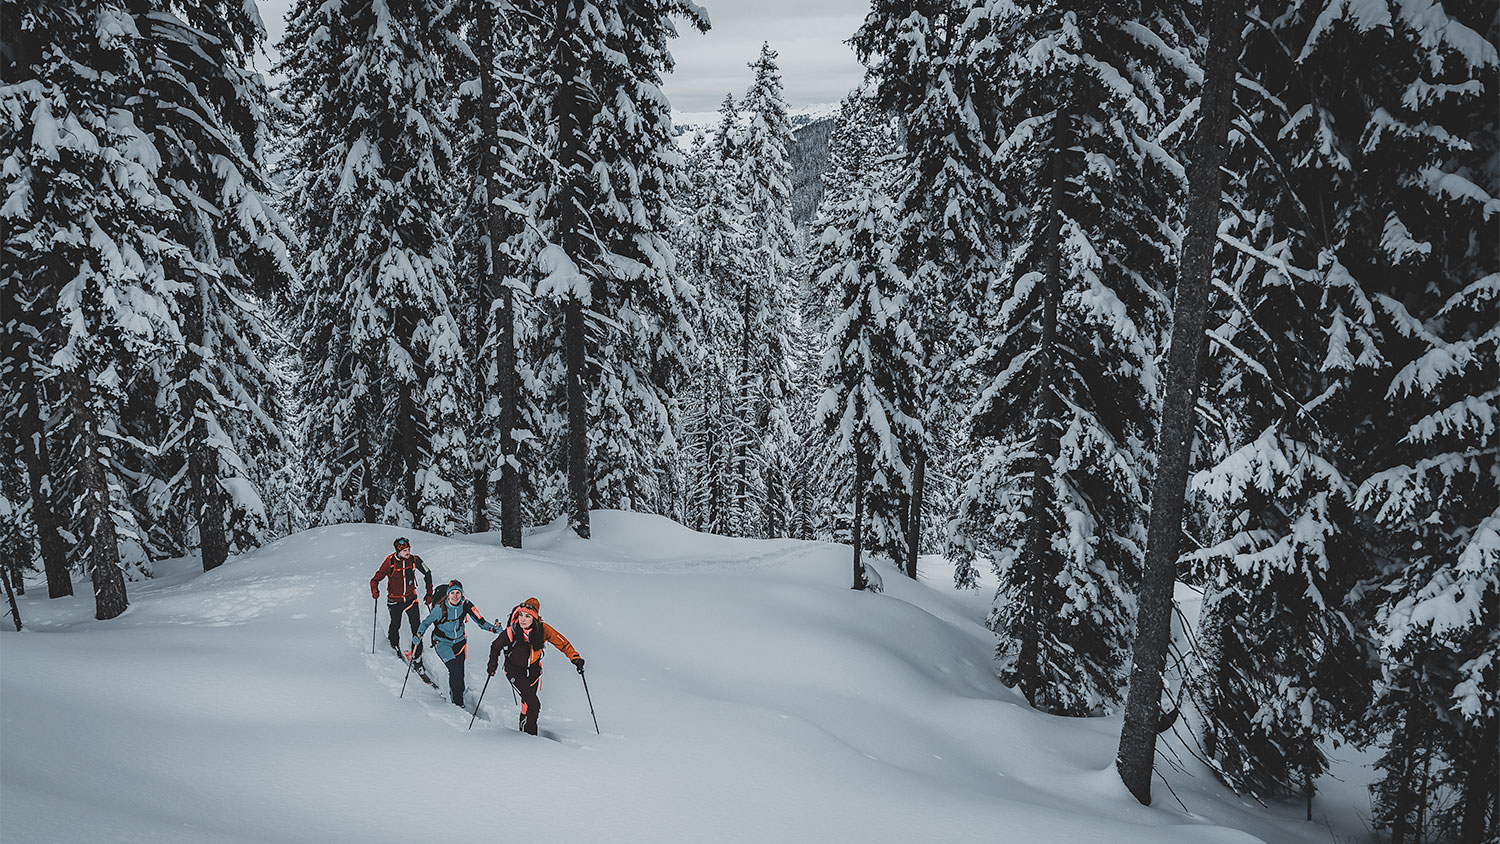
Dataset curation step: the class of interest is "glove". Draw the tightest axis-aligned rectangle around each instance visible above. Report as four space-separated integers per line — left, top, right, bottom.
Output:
572 657 585 673
371 587 379 600
423 593 434 608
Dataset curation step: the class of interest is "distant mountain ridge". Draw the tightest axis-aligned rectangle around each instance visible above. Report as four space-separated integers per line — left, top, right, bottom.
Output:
673 103 838 229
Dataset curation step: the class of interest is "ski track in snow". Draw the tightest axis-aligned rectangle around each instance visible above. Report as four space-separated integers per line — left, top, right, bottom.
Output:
2 511 1371 844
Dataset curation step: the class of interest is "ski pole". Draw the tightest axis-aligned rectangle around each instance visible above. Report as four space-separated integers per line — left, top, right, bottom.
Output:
400 646 416 698
371 597 378 654
469 674 492 731
579 670 599 734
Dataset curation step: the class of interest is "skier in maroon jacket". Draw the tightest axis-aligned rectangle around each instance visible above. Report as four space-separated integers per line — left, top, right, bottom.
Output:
369 537 434 658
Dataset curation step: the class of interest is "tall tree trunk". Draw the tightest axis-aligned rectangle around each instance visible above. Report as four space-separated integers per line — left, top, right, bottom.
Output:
472 0 521 543
358 398 378 523
2 557 19 631
1458 700 1497 842
471 364 489 533
764 457 780 538
906 442 924 579
851 445 867 590
1019 104 1072 711
64 370 128 620
734 285 752 537
495 230 522 544
564 296 590 538
470 19 495 537
472 461 490 533
190 431 229 572
1117 0 1243 805
398 379 419 523
553 0 592 540
11 325 72 597
704 381 720 532
183 273 229 572
496 280 522 546
1388 653 1426 844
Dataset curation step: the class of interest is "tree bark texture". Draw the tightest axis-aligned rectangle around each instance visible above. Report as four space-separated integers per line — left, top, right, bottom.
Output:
63 369 128 620
398 373 419 523
1018 103 1072 711
471 0 524 544
552 0 592 540
1458 668 1498 843
358 393 378 524
496 279 522 547
1116 0 1243 805
907 441 924 579
470 13 496 537
564 297 590 539
2 557 19 630
851 446 868 590
182 273 229 572
10 322 72 597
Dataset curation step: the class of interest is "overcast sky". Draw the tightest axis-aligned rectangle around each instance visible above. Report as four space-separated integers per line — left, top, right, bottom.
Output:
253 0 868 114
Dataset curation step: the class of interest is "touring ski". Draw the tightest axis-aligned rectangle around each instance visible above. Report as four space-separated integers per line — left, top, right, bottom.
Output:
395 647 441 691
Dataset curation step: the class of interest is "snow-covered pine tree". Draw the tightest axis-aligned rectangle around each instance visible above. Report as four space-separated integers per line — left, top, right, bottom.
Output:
734 43 799 539
801 90 898 549
812 93 916 590
676 115 745 536
528 0 706 537
947 0 1188 715
1185 0 1488 806
1 0 186 618
1350 3 1497 839
851 0 1010 582
279 0 472 534
453 0 544 545
130 0 296 570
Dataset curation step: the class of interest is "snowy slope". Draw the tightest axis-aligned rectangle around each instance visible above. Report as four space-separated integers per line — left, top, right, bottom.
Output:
2 512 1366 843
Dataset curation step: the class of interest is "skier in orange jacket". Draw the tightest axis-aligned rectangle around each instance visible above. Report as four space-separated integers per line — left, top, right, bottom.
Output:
486 597 583 735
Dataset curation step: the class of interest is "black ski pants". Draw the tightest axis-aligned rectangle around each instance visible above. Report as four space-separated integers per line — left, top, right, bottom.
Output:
508 665 543 735
443 641 468 708
387 598 422 655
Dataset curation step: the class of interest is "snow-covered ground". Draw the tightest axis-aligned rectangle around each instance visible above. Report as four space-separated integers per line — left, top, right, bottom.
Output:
1 511 1373 843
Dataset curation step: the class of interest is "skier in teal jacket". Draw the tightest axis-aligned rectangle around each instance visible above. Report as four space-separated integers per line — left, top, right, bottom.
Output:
414 580 500 708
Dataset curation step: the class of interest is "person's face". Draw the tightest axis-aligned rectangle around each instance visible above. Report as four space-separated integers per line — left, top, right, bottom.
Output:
397 546 411 559
517 611 535 629
447 589 462 605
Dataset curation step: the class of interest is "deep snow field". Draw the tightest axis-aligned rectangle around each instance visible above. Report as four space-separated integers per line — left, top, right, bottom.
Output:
1 511 1374 843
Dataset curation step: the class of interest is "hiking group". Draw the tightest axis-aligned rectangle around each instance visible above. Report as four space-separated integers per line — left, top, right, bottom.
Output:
370 537 586 735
